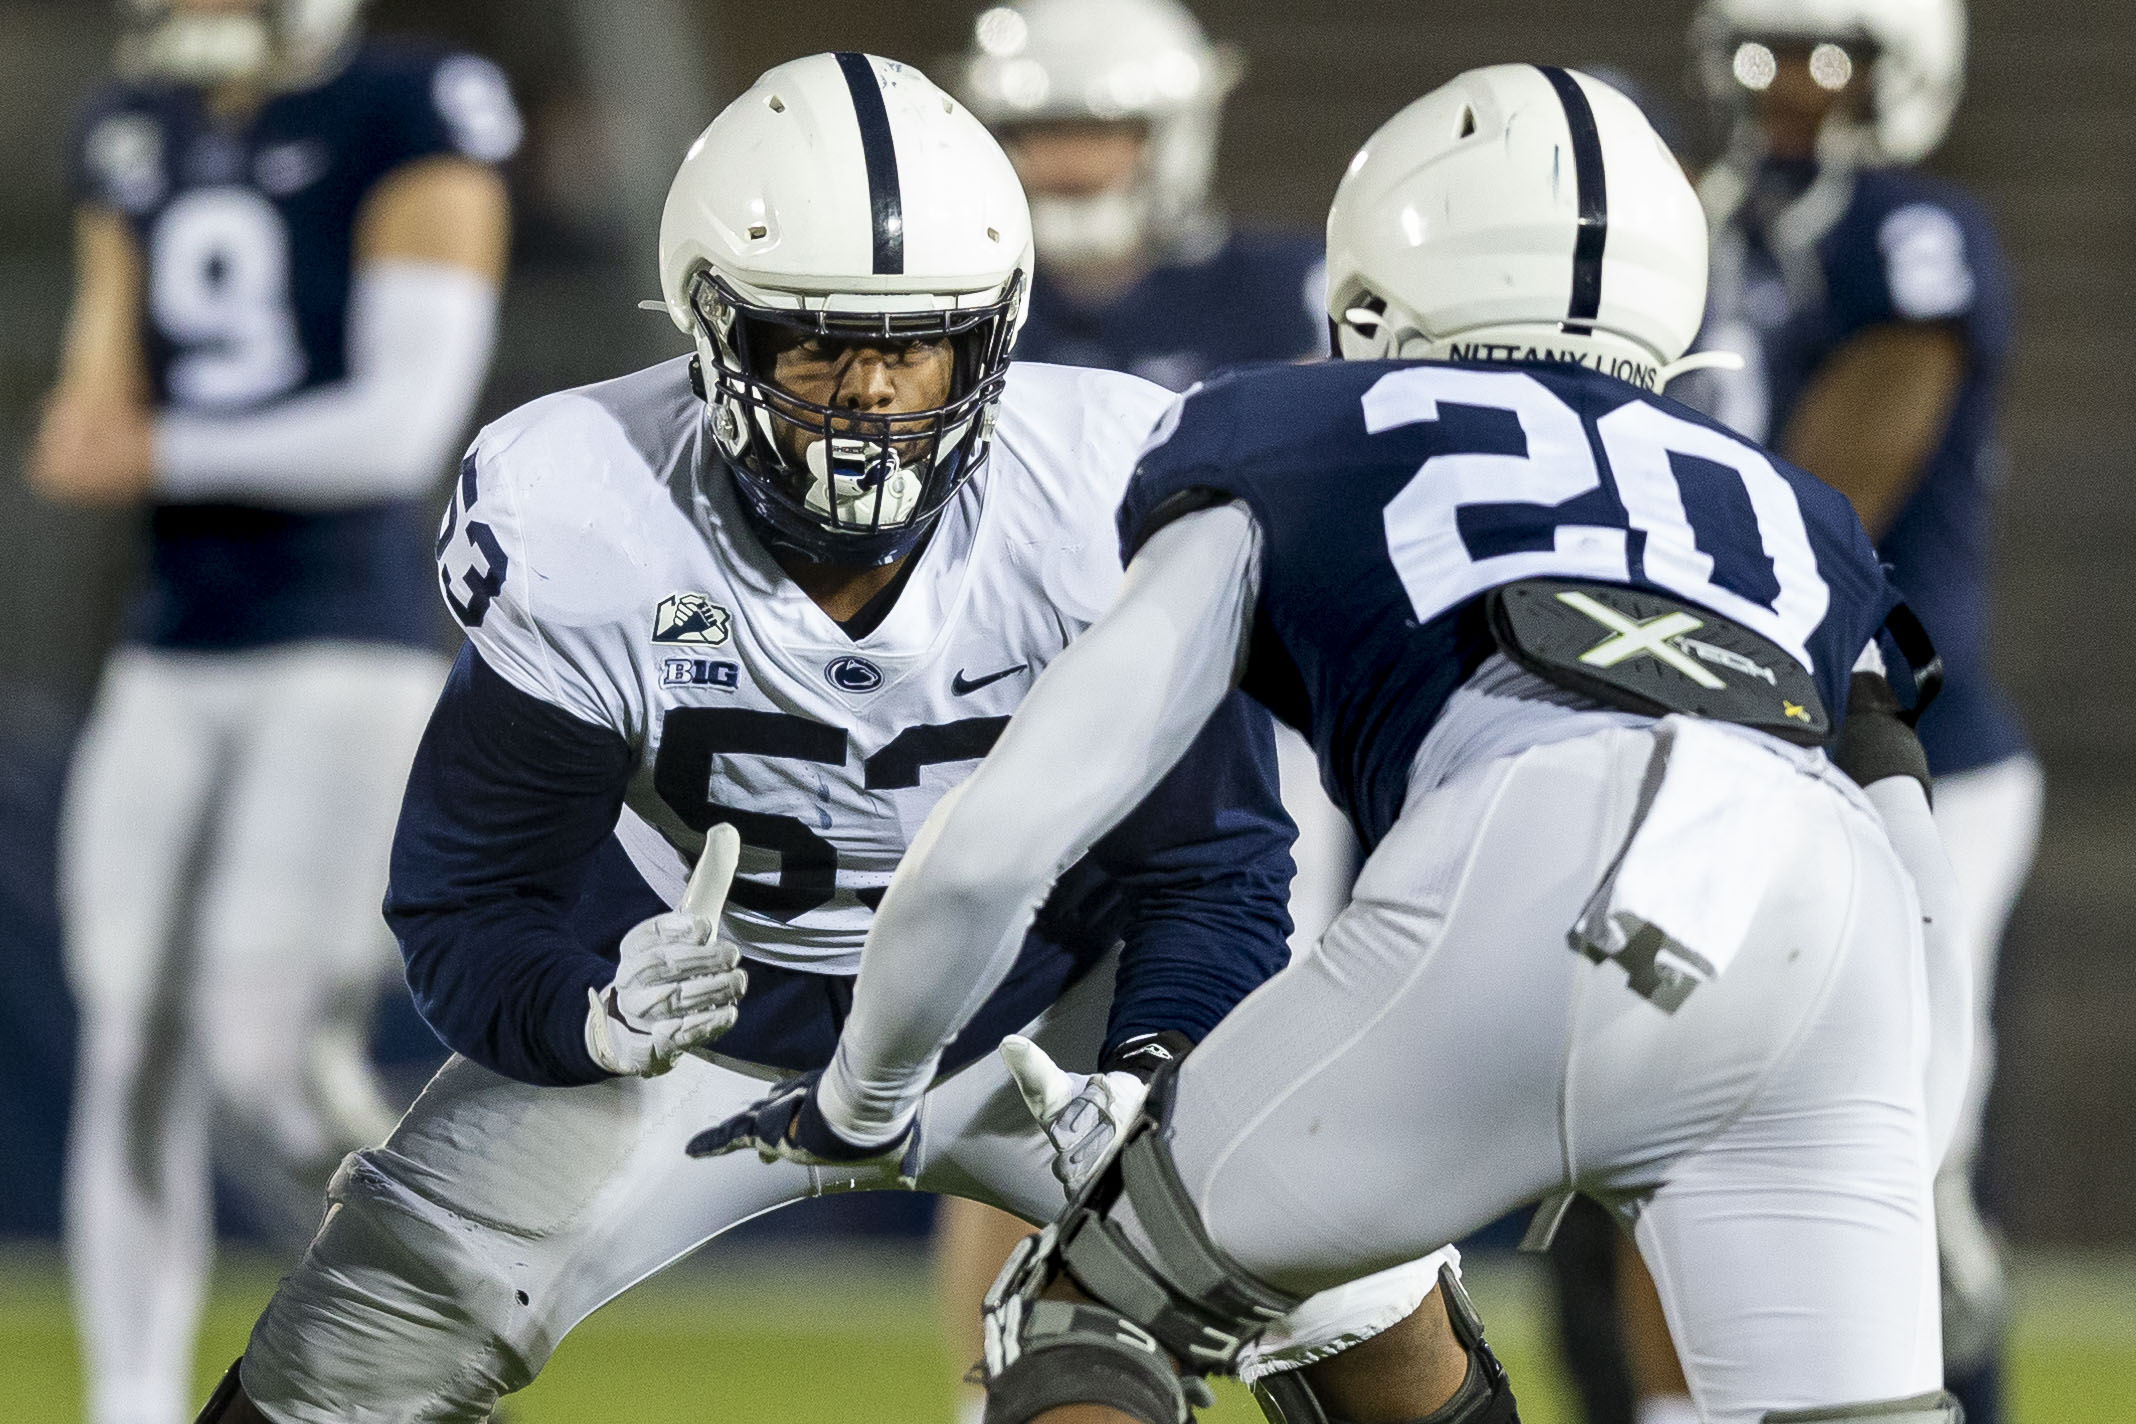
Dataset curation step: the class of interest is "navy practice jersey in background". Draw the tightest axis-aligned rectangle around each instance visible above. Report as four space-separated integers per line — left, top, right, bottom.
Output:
1119 359 1904 849
1684 160 2020 778
66 42 520 651
1014 229 1325 392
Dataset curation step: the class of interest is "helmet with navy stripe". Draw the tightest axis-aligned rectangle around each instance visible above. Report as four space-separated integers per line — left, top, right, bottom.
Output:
1324 64 1709 391
1692 0 1966 165
660 52 1034 567
118 0 364 87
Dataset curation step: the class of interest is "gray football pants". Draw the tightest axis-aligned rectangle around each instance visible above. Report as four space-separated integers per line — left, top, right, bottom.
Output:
1138 725 1943 1424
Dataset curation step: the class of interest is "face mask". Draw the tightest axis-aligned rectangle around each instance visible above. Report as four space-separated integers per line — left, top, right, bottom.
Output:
132 12 273 84
1029 189 1150 267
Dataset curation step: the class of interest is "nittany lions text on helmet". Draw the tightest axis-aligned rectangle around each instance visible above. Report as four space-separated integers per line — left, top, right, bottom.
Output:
658 53 1034 568
1692 0 1967 165
1324 64 1710 393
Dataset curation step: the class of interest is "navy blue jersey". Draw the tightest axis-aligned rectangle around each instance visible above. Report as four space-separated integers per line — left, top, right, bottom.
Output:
1119 359 1903 849
1685 161 2020 776
1015 229 1325 392
67 42 520 650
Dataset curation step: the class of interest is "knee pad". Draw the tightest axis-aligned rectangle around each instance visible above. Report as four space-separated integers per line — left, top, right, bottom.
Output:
1763 1391 1963 1423
1251 1265 1519 1424
979 1067 1299 1424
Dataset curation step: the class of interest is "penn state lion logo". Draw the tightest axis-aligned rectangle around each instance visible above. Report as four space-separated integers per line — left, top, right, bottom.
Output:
652 592 732 647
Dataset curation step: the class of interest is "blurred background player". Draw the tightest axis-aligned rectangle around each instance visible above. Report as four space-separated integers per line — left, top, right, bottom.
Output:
931 6 1357 1416
26 1 516 1420
1576 4 2029 1424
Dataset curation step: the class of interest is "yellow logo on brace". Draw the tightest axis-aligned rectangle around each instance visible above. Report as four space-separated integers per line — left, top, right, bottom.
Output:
1782 700 1811 723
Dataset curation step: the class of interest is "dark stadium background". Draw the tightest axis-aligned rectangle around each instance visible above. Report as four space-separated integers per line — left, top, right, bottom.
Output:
0 0 2129 1416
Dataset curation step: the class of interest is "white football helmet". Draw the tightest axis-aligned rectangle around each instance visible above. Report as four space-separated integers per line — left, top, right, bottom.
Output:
117 0 364 87
660 53 1033 566
954 0 1241 264
1326 65 1710 390
1692 0 1967 164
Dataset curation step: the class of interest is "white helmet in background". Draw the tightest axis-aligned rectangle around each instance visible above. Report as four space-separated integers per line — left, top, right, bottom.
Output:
1326 65 1710 391
660 53 1034 566
1691 0 1967 164
118 0 365 87
954 0 1241 264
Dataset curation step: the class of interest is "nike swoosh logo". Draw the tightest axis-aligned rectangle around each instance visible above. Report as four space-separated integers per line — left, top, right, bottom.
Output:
952 663 1027 696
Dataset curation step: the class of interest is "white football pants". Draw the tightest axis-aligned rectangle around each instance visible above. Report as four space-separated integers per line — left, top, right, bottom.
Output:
61 642 444 1424
240 964 1105 1423
238 953 1448 1423
1274 722 1359 953
1928 751 2043 1367
1147 724 1943 1424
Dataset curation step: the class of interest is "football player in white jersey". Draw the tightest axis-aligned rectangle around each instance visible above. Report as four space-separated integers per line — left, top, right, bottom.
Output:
29 4 515 1423
700 64 1973 1424
192 52 1463 1424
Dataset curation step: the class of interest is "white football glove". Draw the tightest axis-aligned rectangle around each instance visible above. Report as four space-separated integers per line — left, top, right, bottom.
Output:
999 1034 1152 1191
585 823 748 1077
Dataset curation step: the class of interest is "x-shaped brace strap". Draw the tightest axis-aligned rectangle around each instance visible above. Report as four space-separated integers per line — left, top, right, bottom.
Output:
1557 590 1726 689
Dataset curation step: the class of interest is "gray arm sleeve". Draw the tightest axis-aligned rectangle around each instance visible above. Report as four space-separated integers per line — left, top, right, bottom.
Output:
815 502 1264 1145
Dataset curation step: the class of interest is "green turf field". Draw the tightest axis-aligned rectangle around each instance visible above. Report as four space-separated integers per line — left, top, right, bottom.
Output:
3 1242 2130 1422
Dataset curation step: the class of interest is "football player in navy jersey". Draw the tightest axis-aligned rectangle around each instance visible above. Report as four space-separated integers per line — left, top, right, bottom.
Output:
705 64 1976 1424
27 3 516 1421
1669 5 2030 1421
935 6 1354 1412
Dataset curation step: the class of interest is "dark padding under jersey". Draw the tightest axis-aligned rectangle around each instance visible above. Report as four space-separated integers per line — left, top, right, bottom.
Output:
1831 671 1933 796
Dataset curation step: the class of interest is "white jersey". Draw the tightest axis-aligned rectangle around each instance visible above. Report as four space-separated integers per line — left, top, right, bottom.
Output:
435 357 1173 974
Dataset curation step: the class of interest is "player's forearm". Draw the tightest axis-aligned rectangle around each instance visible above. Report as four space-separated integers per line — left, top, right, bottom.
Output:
394 901 617 1085
155 260 498 507
1779 321 1965 538
387 646 637 1085
819 505 1263 1145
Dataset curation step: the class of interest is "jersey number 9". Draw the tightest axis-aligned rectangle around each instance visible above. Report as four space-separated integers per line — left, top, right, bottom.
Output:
150 188 305 409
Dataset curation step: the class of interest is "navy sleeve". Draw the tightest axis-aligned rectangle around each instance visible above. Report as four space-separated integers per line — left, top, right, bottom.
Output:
1830 175 2012 368
64 86 141 210
367 46 522 175
1083 690 1295 1054
1115 372 1278 565
385 644 633 1086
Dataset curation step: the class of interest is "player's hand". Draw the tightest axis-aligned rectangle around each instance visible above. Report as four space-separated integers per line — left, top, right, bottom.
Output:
584 824 748 1077
1000 1034 1157 1191
684 1068 919 1185
27 389 156 507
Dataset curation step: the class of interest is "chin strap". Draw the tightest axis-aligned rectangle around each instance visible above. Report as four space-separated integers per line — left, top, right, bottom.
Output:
1656 348 1747 386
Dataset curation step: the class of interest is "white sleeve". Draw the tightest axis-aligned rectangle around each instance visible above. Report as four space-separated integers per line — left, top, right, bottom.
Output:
817 502 1264 1146
154 259 499 508
433 407 641 737
1861 774 1971 1166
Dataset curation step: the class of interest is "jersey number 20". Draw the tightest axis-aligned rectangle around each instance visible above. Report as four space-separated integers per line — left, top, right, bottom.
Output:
1368 367 1832 669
